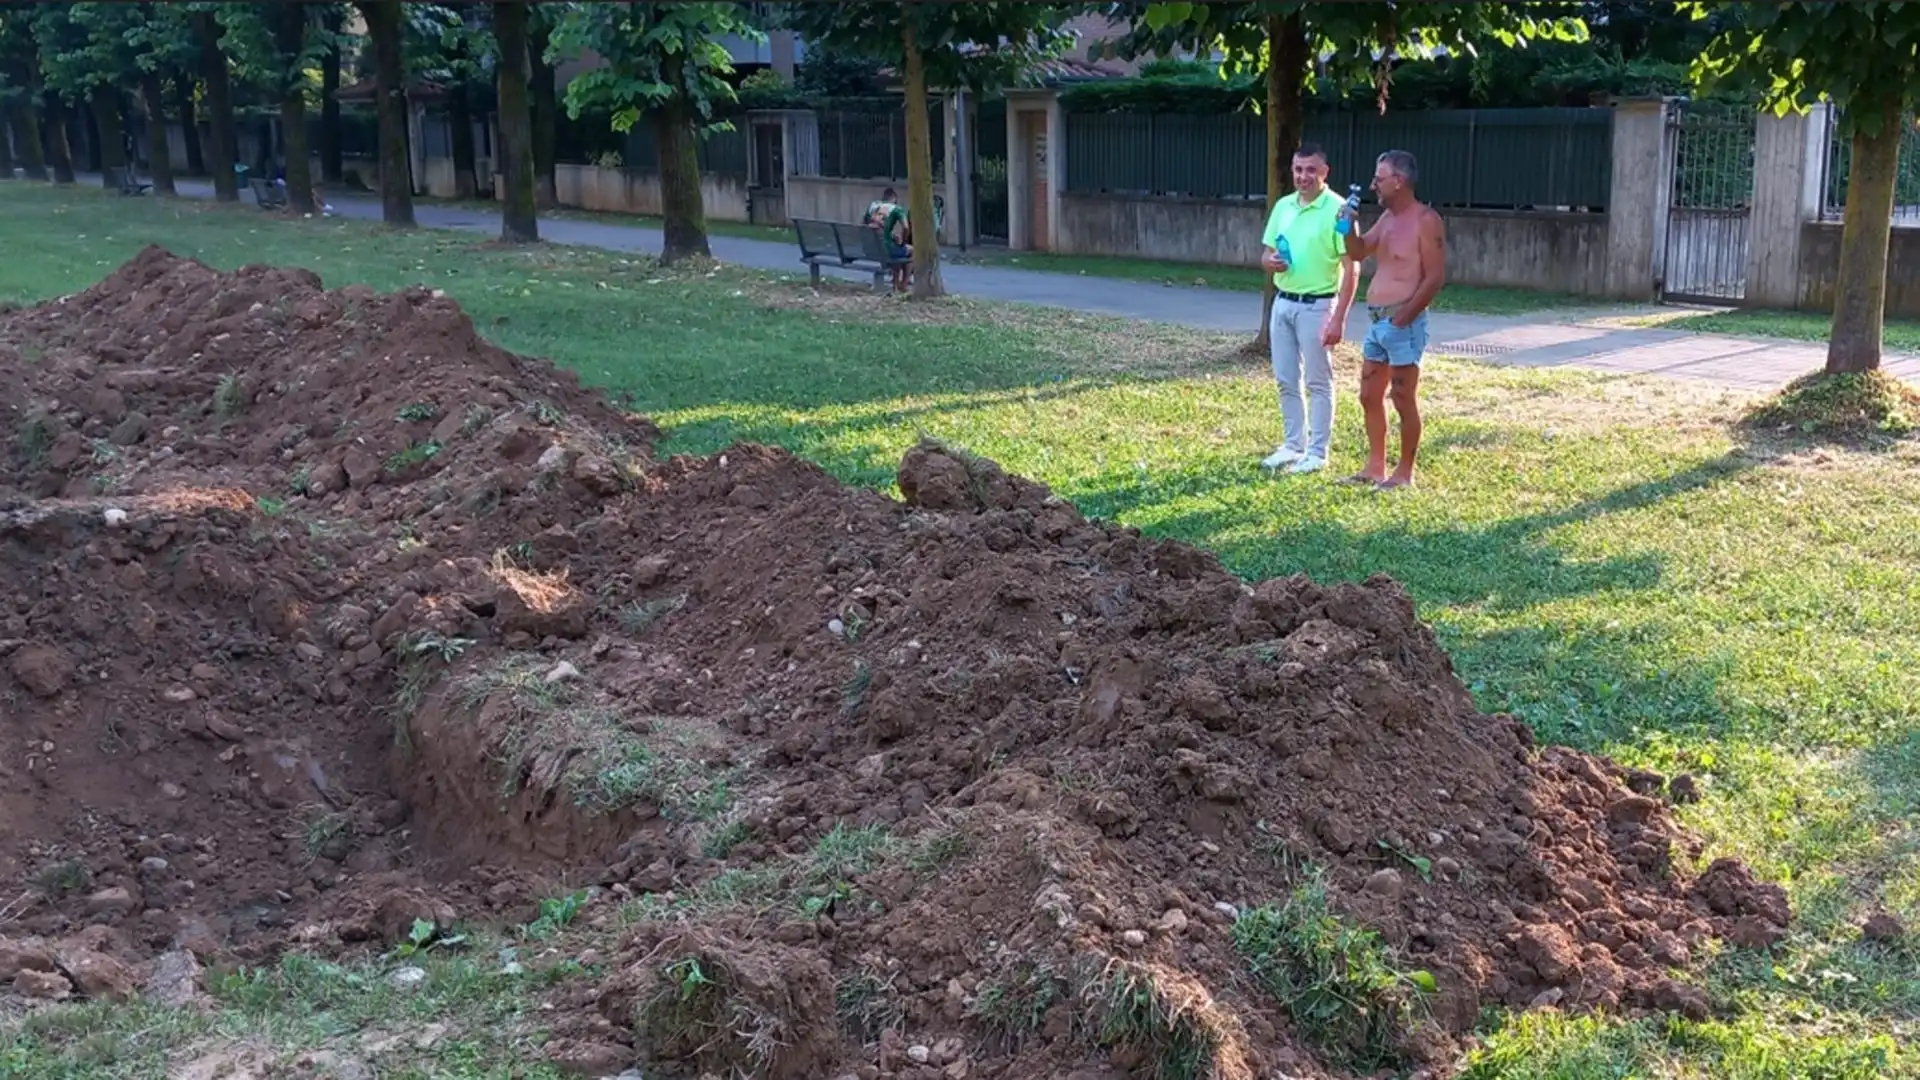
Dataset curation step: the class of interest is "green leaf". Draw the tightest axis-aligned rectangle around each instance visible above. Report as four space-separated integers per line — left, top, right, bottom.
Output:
1409 970 1439 994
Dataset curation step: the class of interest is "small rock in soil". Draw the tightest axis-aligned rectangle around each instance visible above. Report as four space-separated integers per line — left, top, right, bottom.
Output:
145 948 205 1007
84 886 138 917
1668 773 1704 804
1861 912 1906 943
544 661 582 684
1365 868 1405 898
388 966 427 989
13 969 73 1000
56 946 139 1001
1624 768 1666 796
10 644 74 698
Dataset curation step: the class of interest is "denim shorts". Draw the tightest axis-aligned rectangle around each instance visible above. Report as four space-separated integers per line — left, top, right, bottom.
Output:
1362 307 1429 367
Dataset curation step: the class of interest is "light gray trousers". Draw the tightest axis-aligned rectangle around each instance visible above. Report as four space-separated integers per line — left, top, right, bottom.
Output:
1270 296 1335 460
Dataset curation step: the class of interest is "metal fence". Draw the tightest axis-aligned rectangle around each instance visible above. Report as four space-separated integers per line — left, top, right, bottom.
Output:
805 105 946 181
1821 112 1920 226
1662 103 1755 303
1063 107 1613 210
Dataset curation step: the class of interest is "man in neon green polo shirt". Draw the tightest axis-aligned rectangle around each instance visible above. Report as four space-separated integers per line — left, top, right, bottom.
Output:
1259 143 1358 474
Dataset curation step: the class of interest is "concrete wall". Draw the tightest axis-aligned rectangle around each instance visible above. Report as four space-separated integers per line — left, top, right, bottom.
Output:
787 175 893 224
1798 222 1920 319
1056 195 1611 295
550 163 751 223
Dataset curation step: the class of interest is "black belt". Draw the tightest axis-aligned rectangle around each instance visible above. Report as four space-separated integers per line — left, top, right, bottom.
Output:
1278 290 1334 304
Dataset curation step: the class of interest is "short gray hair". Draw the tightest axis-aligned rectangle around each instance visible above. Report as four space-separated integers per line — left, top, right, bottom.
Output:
1377 149 1418 184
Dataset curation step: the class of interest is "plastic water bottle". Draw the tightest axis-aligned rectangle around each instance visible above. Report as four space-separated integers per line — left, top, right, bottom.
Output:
1334 184 1362 236
1276 236 1292 267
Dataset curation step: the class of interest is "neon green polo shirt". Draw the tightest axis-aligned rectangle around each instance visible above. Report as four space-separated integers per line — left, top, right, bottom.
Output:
1261 187 1344 295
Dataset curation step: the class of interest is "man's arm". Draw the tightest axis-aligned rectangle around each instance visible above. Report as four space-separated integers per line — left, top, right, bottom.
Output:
1391 209 1447 326
1320 254 1358 346
1341 213 1378 262
1332 255 1358 322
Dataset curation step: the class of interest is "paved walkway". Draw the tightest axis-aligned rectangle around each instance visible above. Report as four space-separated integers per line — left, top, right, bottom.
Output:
125 177 1920 391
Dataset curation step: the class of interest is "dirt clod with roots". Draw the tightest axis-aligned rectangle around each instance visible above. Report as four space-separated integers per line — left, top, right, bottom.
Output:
0 249 1788 1078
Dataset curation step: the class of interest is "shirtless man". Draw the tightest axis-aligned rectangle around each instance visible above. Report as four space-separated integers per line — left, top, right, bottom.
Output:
1340 150 1446 490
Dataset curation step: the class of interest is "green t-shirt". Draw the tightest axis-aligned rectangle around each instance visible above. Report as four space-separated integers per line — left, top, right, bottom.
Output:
867 201 907 241
1261 187 1344 295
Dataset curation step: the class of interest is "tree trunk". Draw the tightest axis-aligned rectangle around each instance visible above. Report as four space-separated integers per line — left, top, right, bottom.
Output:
92 87 128 189
139 73 176 195
493 0 538 242
1249 13 1308 355
654 105 710 264
1826 103 1900 374
198 9 239 201
0 111 12 178
449 87 477 199
274 1 316 213
9 100 48 180
78 101 101 172
320 7 343 183
529 16 558 209
359 0 415 226
174 76 204 174
900 10 943 299
43 95 75 183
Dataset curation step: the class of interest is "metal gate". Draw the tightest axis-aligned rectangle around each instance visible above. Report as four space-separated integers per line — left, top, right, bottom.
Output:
973 97 1009 243
1662 103 1756 303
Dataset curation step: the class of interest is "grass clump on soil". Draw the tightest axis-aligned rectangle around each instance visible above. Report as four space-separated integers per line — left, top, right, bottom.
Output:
457 655 735 823
1232 874 1437 1070
1077 958 1252 1080
1742 370 1920 439
14 409 52 466
211 373 247 422
632 953 790 1076
835 967 906 1045
972 961 1067 1044
616 592 684 635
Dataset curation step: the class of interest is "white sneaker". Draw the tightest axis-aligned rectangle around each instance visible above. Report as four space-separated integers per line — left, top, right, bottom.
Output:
1288 455 1328 475
1262 446 1304 469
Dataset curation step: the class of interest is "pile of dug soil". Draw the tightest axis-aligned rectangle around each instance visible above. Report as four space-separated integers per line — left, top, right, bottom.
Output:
0 250 1788 1079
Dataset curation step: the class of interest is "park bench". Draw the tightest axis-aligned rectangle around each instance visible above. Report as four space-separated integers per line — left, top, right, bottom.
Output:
249 176 288 211
113 166 150 197
792 218 908 292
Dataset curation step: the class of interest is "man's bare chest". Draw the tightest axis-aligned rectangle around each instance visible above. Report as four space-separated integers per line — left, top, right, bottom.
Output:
1374 217 1421 263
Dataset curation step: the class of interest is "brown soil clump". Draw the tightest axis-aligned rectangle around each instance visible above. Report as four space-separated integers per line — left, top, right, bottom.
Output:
0 250 1788 1077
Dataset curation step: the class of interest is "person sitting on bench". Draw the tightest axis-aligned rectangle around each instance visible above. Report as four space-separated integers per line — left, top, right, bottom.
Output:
865 187 911 293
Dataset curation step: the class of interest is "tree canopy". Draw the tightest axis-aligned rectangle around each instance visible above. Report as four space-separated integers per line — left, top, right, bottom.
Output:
1683 1 1920 138
550 1 753 136
1682 0 1920 374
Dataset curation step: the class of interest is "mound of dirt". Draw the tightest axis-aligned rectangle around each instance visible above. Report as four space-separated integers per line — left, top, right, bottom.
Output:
0 250 1788 1078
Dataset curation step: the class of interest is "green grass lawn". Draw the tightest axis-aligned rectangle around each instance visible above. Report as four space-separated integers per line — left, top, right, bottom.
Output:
950 246 1602 316
1 184 1917 1079
1647 307 1920 354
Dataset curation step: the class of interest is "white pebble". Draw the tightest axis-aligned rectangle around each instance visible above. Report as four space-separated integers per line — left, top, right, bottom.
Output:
103 508 128 527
